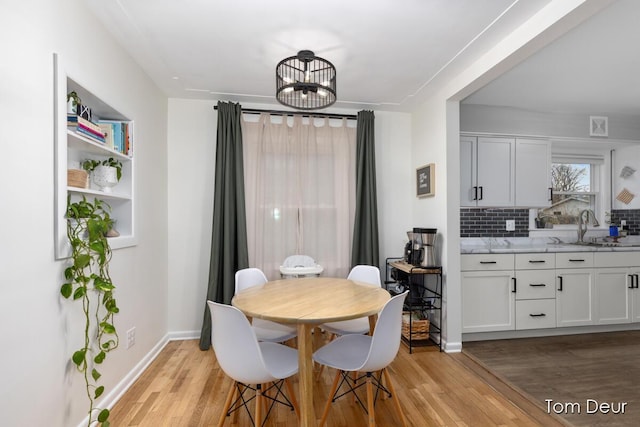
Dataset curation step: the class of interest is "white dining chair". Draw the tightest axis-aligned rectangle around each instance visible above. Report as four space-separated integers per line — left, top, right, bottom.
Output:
312 291 409 427
207 301 299 426
320 265 382 336
235 268 298 343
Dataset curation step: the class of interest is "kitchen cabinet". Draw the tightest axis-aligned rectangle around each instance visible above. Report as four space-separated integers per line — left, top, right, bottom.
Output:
460 135 551 207
460 136 515 207
514 138 551 207
555 253 595 327
594 252 640 324
461 254 515 333
514 253 556 330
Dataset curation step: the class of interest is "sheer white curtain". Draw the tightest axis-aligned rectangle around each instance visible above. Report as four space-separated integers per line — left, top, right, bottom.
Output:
243 113 356 279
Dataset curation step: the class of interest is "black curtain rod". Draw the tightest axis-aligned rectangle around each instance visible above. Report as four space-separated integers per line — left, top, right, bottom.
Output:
214 106 357 120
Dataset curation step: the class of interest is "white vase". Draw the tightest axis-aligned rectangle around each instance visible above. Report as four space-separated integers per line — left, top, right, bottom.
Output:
92 165 118 193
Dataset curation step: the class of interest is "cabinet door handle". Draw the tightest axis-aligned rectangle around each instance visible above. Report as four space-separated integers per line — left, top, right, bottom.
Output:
529 313 546 317
473 186 478 201
479 261 497 264
528 260 546 264
512 277 517 293
529 283 546 287
630 275 635 289
479 186 484 200
557 276 563 291
568 259 585 262
548 187 553 202
635 274 639 289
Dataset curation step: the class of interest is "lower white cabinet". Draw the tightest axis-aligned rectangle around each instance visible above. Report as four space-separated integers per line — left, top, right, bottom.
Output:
594 252 640 324
462 251 640 335
555 268 595 327
516 299 557 330
462 270 515 333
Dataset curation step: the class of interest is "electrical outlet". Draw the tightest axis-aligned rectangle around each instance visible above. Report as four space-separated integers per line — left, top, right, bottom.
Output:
506 220 515 231
621 220 627 226
126 327 136 349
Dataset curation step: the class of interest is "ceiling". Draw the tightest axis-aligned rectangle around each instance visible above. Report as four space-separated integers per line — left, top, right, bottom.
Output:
86 1 636 116
464 0 640 116
86 0 552 112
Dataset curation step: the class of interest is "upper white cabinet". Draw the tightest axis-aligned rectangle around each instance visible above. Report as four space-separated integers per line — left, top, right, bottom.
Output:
460 135 551 208
54 54 136 259
460 136 515 207
514 138 551 207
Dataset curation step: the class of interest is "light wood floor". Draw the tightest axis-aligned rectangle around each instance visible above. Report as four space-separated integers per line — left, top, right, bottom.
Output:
109 337 565 426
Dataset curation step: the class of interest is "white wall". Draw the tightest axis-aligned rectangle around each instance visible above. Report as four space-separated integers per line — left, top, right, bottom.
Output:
166 101 413 334
0 1 168 426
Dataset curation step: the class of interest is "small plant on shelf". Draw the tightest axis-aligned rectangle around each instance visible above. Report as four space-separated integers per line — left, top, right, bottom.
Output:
61 196 119 427
82 158 123 182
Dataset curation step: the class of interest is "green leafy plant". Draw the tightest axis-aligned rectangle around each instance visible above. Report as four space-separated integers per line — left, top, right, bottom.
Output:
67 91 81 108
61 196 119 427
82 158 123 182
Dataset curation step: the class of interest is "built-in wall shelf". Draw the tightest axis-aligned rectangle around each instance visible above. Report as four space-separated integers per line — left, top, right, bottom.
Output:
53 53 136 259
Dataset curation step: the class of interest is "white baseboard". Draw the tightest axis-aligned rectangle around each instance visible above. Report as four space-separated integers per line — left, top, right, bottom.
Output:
444 341 462 353
167 330 201 341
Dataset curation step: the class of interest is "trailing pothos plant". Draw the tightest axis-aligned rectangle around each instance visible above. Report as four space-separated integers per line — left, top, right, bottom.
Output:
61 196 119 427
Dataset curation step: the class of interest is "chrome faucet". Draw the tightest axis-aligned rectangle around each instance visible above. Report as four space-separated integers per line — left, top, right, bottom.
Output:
577 209 600 243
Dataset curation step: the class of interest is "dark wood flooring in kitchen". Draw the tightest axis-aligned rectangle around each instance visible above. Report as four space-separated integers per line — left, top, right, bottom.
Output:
463 330 640 427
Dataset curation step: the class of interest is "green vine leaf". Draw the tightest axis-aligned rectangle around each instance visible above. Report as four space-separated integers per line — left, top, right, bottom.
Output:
72 349 86 366
60 283 73 299
100 322 116 334
94 351 106 364
92 368 101 381
73 286 86 300
97 409 110 423
74 254 91 269
94 386 104 399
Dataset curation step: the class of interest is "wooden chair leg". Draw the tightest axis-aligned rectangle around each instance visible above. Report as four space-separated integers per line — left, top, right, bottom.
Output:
231 384 242 423
383 368 408 427
255 384 263 427
319 369 342 427
218 380 236 427
366 374 376 427
284 378 300 418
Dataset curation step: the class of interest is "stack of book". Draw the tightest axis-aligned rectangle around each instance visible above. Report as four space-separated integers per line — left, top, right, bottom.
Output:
67 114 105 144
97 120 131 155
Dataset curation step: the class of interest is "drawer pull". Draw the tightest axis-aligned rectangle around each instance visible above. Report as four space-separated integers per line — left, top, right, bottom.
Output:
568 259 585 262
479 261 497 264
529 283 546 287
529 313 546 317
528 260 546 264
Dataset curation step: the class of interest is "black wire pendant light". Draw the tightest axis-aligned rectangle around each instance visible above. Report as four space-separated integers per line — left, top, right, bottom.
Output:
276 50 336 110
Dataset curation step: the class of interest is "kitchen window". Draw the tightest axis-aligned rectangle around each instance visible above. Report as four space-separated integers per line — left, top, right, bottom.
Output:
536 153 604 228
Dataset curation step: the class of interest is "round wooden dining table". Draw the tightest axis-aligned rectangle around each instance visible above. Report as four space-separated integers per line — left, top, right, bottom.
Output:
232 276 390 427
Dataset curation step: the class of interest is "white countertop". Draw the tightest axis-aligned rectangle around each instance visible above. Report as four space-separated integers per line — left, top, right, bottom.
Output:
461 237 640 254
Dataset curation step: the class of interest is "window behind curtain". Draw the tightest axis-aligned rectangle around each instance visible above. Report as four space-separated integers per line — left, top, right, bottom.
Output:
242 114 356 279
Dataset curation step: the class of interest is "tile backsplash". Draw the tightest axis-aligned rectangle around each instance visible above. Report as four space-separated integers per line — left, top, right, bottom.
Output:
460 208 529 237
460 208 640 237
611 209 640 235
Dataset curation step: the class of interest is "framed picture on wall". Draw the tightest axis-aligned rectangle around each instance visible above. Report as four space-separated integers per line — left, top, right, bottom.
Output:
416 163 435 197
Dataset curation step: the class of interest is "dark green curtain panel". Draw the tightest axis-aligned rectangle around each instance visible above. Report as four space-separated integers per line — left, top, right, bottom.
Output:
351 110 380 267
199 101 249 350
